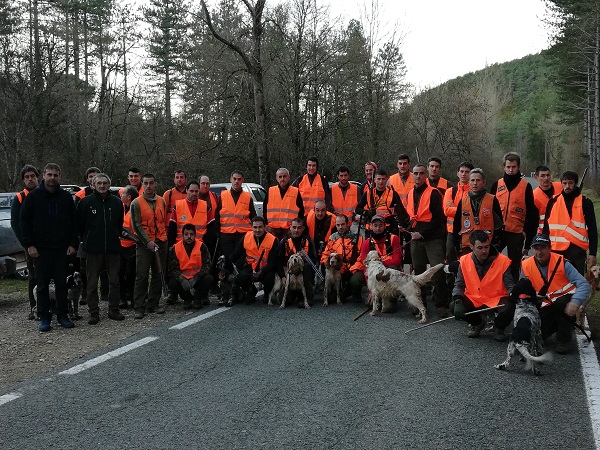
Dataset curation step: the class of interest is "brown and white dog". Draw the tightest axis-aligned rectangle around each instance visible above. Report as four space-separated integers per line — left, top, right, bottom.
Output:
323 252 343 306
280 253 310 309
364 250 444 323
579 265 600 331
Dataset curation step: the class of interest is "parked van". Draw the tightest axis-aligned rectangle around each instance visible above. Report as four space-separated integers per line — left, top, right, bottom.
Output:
209 183 267 218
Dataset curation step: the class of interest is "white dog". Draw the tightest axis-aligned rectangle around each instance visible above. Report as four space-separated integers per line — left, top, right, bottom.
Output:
280 253 310 309
364 250 444 323
267 274 283 306
323 252 343 306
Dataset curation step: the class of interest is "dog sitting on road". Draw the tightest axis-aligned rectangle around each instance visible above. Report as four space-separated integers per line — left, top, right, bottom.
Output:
495 278 553 376
280 253 310 309
578 265 600 332
323 252 343 307
364 250 444 323
66 272 83 320
216 255 238 307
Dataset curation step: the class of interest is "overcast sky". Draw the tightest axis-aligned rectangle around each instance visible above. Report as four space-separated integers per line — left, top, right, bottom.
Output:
326 0 552 88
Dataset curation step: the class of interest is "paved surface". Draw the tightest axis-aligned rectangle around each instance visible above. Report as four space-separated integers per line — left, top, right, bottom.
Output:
0 300 595 449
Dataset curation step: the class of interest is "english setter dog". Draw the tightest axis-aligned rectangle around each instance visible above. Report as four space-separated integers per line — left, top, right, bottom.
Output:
280 253 310 309
364 250 444 323
323 252 343 307
578 265 600 331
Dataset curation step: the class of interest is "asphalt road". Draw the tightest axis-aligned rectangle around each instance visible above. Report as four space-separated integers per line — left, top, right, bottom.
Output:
0 300 595 450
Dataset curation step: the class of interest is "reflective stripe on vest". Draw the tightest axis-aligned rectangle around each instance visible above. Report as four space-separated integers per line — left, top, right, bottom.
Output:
267 185 300 229
220 190 252 234
533 182 562 234
547 194 589 251
406 185 435 227
298 174 325 212
16 189 30 204
306 210 335 243
331 184 358 220
174 199 208 242
120 210 136 248
521 253 576 307
388 173 414 208
137 195 167 242
496 178 527 233
461 252 511 308
459 193 495 249
174 239 203 280
244 231 276 270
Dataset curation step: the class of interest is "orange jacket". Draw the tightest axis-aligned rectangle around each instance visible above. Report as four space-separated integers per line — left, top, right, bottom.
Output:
174 239 203 279
173 199 208 242
388 173 414 208
461 252 511 308
547 194 589 252
331 183 359 222
496 178 527 233
244 231 276 270
298 174 325 212
267 185 301 229
137 195 167 242
458 193 495 249
220 190 252 234
163 187 187 223
406 185 435 227
533 182 562 233
120 210 136 248
443 183 470 233
521 252 576 307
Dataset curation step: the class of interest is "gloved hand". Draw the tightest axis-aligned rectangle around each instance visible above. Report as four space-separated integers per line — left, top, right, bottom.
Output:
453 295 466 320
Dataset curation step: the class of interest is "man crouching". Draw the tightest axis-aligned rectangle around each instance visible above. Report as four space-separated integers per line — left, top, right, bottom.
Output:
452 230 515 339
168 224 213 309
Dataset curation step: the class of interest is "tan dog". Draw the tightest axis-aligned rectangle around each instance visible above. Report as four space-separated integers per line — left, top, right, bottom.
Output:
365 250 444 324
578 265 600 331
280 253 310 309
323 252 343 306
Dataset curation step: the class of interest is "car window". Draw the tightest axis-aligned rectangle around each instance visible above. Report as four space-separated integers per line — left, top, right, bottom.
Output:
0 194 13 209
209 186 227 196
251 187 266 202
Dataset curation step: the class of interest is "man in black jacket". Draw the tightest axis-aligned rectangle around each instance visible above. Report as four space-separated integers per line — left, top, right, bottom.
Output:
76 173 125 324
20 163 78 332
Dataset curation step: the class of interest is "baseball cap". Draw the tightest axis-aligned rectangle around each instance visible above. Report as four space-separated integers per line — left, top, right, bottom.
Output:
371 214 385 223
531 234 551 247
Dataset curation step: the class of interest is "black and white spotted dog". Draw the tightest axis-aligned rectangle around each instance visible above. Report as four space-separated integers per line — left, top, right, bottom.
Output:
33 271 83 320
495 278 553 376
216 255 238 307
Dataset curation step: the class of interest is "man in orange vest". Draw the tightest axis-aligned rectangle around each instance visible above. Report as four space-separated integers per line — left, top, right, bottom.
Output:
388 154 414 209
401 163 448 317
292 156 331 213
230 216 279 304
331 165 361 225
10 164 39 319
74 167 100 204
130 173 168 318
533 165 562 234
264 168 304 241
216 170 256 257
360 161 377 198
118 167 144 196
520 233 590 354
168 224 213 309
305 200 336 257
163 170 188 223
443 161 473 260
198 175 219 255
119 185 139 309
426 157 454 196
490 152 538 281
452 230 515 339
543 171 597 275
168 180 208 246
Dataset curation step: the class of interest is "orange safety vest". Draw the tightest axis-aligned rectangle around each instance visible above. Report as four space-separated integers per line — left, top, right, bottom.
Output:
174 199 208 242
496 178 528 233
163 187 187 223
15 189 30 204
459 194 495 249
366 187 396 220
369 234 400 265
427 177 449 192
137 195 167 242
75 189 87 200
388 173 414 208
244 231 276 270
331 183 358 222
533 182 562 234
220 190 252 234
267 185 300 229
205 191 218 222
298 174 325 212
174 239 203 280
521 252 576 307
547 194 589 252
461 252 511 308
284 237 309 257
120 210 136 248
306 210 335 243
406 185 435 228
443 183 470 233
320 233 361 272
119 185 144 196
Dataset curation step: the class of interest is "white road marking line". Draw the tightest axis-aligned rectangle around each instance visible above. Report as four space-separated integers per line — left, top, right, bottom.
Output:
59 336 159 376
169 307 229 330
578 316 600 448
0 392 22 406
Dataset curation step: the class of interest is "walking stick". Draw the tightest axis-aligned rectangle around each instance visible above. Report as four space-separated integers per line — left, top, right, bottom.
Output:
404 304 503 334
154 247 169 299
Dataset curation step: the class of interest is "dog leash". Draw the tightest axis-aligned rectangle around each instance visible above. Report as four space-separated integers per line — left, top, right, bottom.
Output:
404 305 503 334
562 312 592 342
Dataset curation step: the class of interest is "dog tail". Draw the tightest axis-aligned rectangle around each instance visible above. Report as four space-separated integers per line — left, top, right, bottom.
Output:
515 343 553 369
414 263 445 287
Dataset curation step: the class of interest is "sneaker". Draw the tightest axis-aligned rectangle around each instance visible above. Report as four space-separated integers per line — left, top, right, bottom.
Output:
556 341 573 355
467 321 485 338
57 316 75 329
493 327 507 342
134 311 145 319
88 314 100 325
38 319 52 332
108 311 125 321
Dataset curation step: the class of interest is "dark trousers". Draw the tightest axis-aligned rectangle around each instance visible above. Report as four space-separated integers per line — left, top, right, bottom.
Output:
26 253 36 309
220 232 245 258
133 240 168 312
119 245 136 304
557 246 587 276
34 248 69 320
410 237 448 307
348 271 367 302
80 255 109 301
237 267 275 296
463 296 514 330
86 252 121 315
168 274 214 302
540 294 574 343
268 227 289 242
500 231 524 282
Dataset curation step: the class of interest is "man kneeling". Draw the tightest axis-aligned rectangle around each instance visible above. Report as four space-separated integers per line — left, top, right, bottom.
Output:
452 230 515 339
168 224 213 309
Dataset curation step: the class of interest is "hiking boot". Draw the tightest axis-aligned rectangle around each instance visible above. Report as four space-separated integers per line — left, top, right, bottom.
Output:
38 319 52 332
493 327 508 342
108 311 125 321
467 321 485 338
118 301 128 309
556 341 573 355
134 311 145 319
147 306 165 314
57 316 75 329
201 297 211 306
88 314 100 325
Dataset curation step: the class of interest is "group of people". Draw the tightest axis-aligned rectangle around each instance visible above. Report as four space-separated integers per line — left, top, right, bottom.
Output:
8 153 597 354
